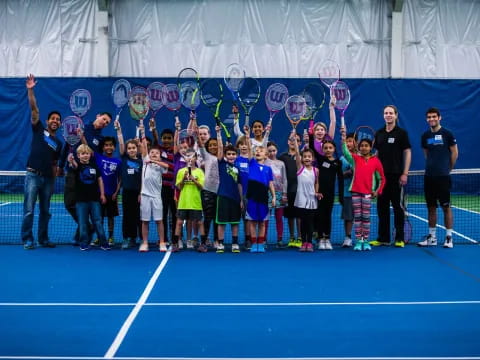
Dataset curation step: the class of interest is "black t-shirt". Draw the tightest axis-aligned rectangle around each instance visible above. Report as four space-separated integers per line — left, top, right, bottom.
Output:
374 125 411 174
120 154 142 191
278 151 297 193
73 160 101 202
317 155 344 199
26 122 62 177
421 127 456 176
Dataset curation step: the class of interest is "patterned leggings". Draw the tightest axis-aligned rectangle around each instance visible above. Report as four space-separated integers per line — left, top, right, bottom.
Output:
352 192 372 240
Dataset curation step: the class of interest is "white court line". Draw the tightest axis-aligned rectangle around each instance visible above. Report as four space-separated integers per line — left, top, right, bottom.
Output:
0 202 12 207
1 300 480 307
2 356 480 360
103 250 172 359
452 205 480 215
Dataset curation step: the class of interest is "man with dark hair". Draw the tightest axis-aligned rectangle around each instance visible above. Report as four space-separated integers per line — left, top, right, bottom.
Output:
21 74 62 249
418 107 458 248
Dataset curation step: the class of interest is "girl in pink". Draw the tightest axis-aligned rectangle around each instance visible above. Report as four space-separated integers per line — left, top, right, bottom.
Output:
341 126 385 251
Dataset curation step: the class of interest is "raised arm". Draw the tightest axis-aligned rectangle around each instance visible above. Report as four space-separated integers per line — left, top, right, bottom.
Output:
293 131 302 171
244 125 252 159
26 74 39 125
149 118 159 146
327 95 337 139
114 119 125 155
215 125 223 160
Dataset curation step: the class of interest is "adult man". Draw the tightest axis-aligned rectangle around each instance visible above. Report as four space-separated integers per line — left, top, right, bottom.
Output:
418 107 458 248
371 105 411 248
21 74 62 249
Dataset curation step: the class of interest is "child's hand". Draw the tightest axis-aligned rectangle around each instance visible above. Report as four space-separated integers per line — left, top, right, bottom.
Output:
243 125 250 136
303 131 309 144
271 197 276 208
372 190 378 198
114 119 121 131
149 118 155 132
100 194 107 204
316 192 323 200
330 95 337 108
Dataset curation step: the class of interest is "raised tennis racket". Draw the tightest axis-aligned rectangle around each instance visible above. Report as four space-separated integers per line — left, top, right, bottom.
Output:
177 67 200 117
354 125 376 145
224 62 245 103
70 89 92 118
393 185 413 244
163 83 182 124
265 83 289 127
285 95 307 129
62 115 84 147
318 59 340 94
111 79 131 123
332 80 350 127
301 82 326 132
237 77 261 127
129 86 150 138
200 78 229 134
147 81 165 121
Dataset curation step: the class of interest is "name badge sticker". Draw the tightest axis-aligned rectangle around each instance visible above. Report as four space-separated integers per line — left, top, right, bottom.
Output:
388 137 395 143
127 168 134 175
89 168 96 175
322 162 330 168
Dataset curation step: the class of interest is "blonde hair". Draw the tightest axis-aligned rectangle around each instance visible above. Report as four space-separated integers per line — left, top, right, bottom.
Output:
313 122 327 131
236 135 248 147
76 144 93 154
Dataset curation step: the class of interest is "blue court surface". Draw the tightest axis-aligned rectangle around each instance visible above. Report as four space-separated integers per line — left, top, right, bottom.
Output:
1 244 480 360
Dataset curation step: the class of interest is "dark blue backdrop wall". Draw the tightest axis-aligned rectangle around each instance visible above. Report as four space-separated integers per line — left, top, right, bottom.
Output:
0 77 478 171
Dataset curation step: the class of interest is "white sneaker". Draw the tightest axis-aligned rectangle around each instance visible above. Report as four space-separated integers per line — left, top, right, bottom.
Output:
417 234 437 247
231 243 240 253
178 239 184 249
186 239 194 249
216 243 225 253
342 237 352 247
318 240 326 250
139 243 149 252
443 236 454 248
159 243 168 252
324 239 333 250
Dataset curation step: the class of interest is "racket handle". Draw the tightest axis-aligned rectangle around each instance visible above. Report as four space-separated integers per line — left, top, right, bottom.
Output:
245 114 250 127
115 113 120 124
341 115 345 128
308 119 314 135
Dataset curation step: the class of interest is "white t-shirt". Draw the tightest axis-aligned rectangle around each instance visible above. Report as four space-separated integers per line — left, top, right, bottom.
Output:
294 166 318 209
141 155 166 197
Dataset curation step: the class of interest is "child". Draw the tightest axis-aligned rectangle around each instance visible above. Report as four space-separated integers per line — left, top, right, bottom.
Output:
115 120 142 249
67 144 109 251
173 150 207 252
244 126 276 253
339 133 356 247
293 132 321 251
95 136 121 246
341 126 385 251
235 135 251 250
265 141 288 247
306 96 337 157
139 127 169 252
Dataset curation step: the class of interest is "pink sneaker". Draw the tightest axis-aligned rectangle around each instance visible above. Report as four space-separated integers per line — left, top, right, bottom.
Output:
299 242 307 252
306 242 314 252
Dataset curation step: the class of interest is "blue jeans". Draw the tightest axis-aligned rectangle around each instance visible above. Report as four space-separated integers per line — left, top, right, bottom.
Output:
21 172 54 244
76 201 107 246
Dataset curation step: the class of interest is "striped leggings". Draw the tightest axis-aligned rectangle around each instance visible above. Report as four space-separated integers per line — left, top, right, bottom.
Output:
352 192 372 240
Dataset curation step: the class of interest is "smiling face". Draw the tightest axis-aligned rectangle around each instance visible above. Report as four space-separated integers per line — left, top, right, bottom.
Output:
102 140 115 156
78 151 91 164
426 111 441 129
346 137 356 152
252 121 264 138
126 141 138 158
301 149 313 166
314 123 327 140
206 139 218 156
161 133 174 148
149 147 161 161
322 141 336 158
383 106 398 126
94 113 112 129
198 127 210 143
46 112 61 133
225 150 237 164
358 140 372 156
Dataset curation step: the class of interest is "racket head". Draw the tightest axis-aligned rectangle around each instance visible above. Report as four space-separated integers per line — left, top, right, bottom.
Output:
111 79 131 110
69 89 92 118
200 79 224 120
237 77 261 115
224 62 246 92
180 81 201 110
177 129 198 158
318 59 340 88
265 83 289 113
285 95 307 128
62 115 84 146
147 81 165 113
404 219 413 244
163 83 182 111
301 82 326 120
331 80 351 111
354 125 376 147
177 67 199 84
128 86 150 121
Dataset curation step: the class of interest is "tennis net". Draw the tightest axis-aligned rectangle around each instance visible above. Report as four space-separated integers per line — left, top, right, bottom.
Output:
0 169 479 245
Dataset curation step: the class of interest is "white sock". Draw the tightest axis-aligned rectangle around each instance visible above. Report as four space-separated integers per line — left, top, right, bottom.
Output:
446 229 453 237
429 227 437 238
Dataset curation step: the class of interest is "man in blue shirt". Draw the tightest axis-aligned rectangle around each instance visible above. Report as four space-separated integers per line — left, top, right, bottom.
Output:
418 107 458 248
21 74 62 249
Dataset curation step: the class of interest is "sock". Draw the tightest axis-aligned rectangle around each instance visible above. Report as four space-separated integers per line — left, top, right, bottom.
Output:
232 236 238 244
251 237 257 244
258 236 265 244
346 234 351 239
446 229 453 237
218 239 224 244
246 235 251 243
173 235 179 244
429 227 437 238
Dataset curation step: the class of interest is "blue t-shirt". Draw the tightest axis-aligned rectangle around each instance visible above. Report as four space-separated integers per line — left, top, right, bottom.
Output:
421 127 456 176
120 154 142 192
217 159 240 203
95 153 121 196
340 155 353 197
246 158 273 204
80 122 104 153
234 155 249 196
26 122 62 177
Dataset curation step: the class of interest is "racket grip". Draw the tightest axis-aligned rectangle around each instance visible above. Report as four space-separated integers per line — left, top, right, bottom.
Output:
308 120 314 135
341 115 345 128
245 114 250 127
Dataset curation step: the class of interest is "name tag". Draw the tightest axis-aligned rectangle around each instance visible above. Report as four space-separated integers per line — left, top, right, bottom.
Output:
89 168 96 175
162 151 167 158
322 162 330 168
93 138 99 146
127 168 134 175
43 130 50 137
435 135 442 141
240 162 248 168
388 137 395 143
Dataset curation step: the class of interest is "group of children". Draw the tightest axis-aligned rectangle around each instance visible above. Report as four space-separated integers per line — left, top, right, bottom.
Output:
67 96 386 253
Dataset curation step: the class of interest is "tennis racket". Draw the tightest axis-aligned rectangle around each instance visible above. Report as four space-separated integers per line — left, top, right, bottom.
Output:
301 82 326 133
70 89 92 118
354 125 376 145
224 62 246 103
200 78 230 135
318 59 340 94
62 115 84 147
285 95 307 129
265 83 289 127
237 77 261 127
147 81 165 123
163 83 182 124
129 86 150 138
177 67 200 118
111 79 131 123
393 185 413 244
331 80 351 127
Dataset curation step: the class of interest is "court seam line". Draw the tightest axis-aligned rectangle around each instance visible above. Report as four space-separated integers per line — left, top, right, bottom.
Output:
103 250 172 359
420 248 480 283
2 356 480 360
452 205 480 215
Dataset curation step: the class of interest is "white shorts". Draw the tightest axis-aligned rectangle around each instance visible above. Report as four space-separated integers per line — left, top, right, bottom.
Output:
140 195 163 221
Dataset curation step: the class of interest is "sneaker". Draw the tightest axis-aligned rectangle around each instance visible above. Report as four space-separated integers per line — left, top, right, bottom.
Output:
299 242 307 252
342 237 352 248
394 240 405 248
101 243 112 251
354 241 363 251
417 234 437 247
276 241 287 249
216 243 225 253
39 241 56 248
159 243 168 252
363 242 371 251
108 237 115 246
257 243 265 253
197 244 208 253
443 236 453 248
91 238 100 247
287 237 296 247
369 240 389 246
186 239 194 249
244 240 252 250
121 239 130 250
306 242 314 252
250 243 259 253
23 241 35 250
295 238 303 248
79 243 90 251
231 243 240 253
171 243 180 253
318 240 326 250
139 243 149 252
178 239 184 250
192 237 200 248
324 239 333 250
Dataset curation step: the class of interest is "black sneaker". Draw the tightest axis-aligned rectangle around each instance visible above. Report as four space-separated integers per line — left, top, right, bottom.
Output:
39 241 56 248
244 240 252 250
276 241 287 249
